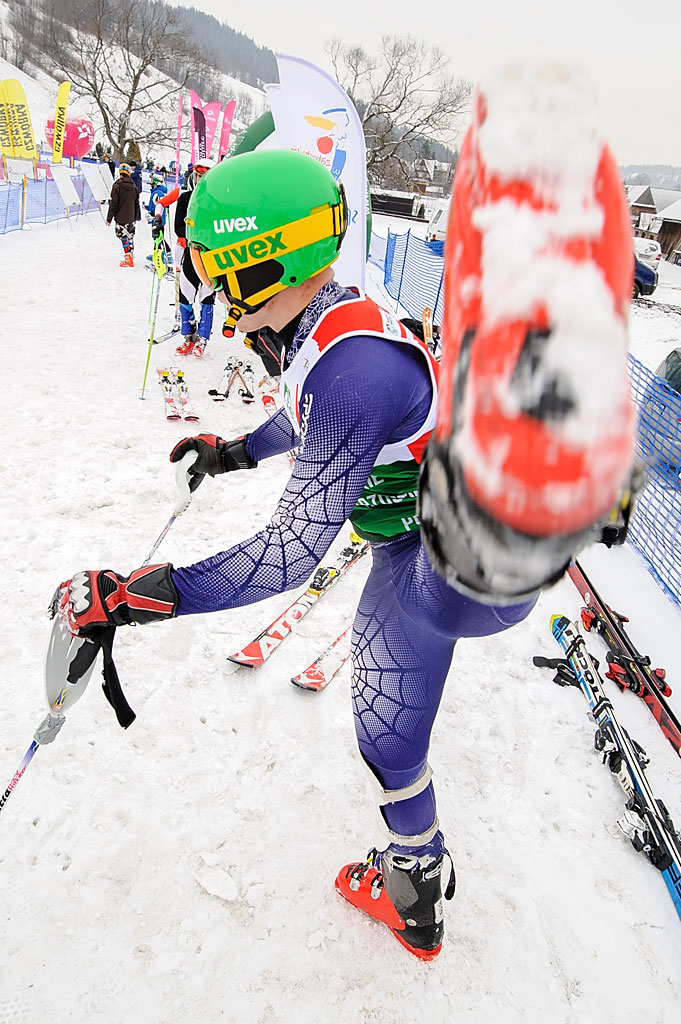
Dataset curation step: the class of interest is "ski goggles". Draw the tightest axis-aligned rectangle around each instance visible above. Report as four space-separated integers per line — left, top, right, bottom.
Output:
188 189 347 311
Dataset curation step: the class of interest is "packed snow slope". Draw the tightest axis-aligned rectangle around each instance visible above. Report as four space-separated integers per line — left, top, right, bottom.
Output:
1 211 681 1024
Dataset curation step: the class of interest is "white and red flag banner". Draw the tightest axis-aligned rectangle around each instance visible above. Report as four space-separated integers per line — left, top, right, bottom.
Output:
218 99 237 160
271 54 367 289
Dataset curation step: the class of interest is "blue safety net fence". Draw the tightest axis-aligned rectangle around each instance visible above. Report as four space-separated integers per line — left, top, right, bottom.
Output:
628 355 681 607
370 225 681 608
369 229 445 323
0 171 100 234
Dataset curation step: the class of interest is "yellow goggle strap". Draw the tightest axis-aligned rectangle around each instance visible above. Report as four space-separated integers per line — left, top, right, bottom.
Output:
199 201 346 281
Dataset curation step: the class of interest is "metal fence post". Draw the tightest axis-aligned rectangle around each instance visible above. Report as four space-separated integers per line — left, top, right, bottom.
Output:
395 229 410 312
434 268 444 324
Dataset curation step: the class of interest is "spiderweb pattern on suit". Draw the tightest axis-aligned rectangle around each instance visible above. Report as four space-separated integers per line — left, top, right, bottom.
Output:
350 536 456 775
173 337 421 616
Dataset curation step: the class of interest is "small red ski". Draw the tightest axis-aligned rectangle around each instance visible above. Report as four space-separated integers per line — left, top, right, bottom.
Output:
291 624 352 691
227 537 369 668
169 366 199 421
157 367 181 420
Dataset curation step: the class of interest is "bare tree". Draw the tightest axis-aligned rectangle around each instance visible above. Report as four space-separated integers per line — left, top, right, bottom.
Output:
43 0 215 159
327 35 471 184
0 0 43 71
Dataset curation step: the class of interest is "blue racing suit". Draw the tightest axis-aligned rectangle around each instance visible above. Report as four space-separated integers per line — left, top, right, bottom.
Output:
172 281 536 848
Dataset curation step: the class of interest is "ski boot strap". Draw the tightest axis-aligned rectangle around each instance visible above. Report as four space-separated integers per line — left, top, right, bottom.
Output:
363 759 440 847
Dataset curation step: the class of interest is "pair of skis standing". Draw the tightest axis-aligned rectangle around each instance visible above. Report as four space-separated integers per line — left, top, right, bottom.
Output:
534 563 681 922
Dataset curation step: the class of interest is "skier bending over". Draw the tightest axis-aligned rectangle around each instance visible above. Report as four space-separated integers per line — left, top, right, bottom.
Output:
56 66 635 961
106 163 141 269
152 157 216 358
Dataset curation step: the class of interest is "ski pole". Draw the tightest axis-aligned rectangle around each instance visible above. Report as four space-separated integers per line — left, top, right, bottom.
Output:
140 236 167 400
142 450 197 566
1 451 198 820
0 714 66 817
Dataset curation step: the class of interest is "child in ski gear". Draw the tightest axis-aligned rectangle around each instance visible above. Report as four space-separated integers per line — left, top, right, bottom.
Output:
55 64 635 961
154 158 216 356
147 176 168 219
103 153 116 178
129 160 143 193
106 164 141 268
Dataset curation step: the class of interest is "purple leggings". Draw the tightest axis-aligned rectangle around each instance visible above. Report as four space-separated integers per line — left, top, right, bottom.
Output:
352 531 536 841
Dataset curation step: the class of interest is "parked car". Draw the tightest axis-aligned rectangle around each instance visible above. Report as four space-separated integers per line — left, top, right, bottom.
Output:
427 199 450 241
633 256 658 298
637 348 681 489
634 236 662 267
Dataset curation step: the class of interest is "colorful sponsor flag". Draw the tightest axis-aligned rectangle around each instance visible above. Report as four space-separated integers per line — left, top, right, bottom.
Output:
1 79 38 160
202 101 222 159
190 89 204 163
190 90 224 161
51 81 71 163
271 55 367 289
0 79 16 157
189 89 213 162
217 100 237 160
175 91 183 186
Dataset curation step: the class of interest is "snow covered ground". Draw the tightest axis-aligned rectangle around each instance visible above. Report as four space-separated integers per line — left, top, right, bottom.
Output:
1 211 681 1023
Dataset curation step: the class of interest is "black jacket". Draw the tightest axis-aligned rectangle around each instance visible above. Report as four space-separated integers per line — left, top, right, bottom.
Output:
107 176 141 226
174 189 192 240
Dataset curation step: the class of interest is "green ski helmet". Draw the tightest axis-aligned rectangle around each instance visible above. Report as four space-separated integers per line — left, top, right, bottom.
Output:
186 149 347 335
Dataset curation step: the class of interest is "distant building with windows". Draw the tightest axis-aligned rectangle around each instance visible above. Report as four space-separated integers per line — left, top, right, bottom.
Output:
627 184 681 263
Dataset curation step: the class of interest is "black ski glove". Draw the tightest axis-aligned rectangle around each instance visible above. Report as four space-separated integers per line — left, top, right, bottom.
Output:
170 433 257 491
152 215 163 239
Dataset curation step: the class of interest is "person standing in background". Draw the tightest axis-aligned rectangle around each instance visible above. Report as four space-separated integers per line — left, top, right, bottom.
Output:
129 161 143 194
107 164 141 268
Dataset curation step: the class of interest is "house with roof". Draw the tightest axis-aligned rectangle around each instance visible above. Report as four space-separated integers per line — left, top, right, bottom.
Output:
628 184 681 262
410 157 453 197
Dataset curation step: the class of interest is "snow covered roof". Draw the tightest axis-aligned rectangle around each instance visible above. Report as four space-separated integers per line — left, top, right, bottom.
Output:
626 184 649 206
414 158 451 179
657 197 681 223
650 187 681 213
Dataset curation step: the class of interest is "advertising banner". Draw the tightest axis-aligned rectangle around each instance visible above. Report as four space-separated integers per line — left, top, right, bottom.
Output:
51 81 71 162
0 80 16 157
218 99 237 160
272 55 367 288
1 79 38 161
44 117 94 160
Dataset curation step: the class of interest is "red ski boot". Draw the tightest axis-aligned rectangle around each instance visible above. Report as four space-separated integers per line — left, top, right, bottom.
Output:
175 333 196 357
335 844 455 961
419 59 636 603
119 252 134 268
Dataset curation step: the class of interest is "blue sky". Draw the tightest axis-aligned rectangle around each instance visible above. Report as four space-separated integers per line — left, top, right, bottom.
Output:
170 0 680 166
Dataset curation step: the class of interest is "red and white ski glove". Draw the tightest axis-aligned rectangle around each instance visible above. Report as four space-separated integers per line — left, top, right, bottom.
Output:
170 433 257 491
56 564 178 637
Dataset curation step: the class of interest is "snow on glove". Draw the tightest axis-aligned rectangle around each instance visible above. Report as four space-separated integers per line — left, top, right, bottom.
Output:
152 215 164 239
169 433 257 491
56 564 178 637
